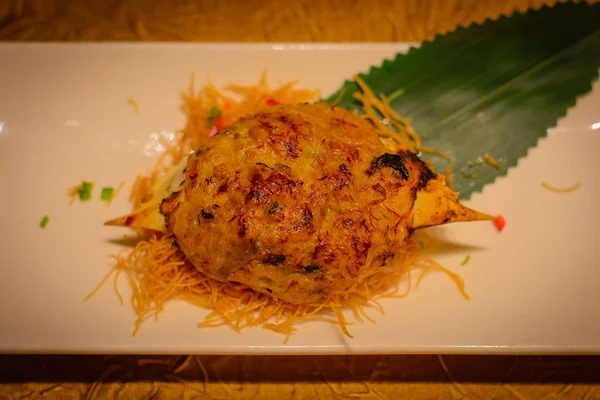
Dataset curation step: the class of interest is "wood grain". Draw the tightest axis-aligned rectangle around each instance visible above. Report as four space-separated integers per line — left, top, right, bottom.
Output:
1 0 595 42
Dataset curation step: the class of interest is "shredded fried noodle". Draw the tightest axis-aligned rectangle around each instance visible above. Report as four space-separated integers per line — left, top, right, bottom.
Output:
86 73 468 340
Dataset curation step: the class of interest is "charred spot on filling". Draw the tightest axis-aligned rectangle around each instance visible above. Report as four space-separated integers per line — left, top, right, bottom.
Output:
212 204 220 209
171 240 179 248
217 182 229 193
200 210 214 220
297 204 313 231
371 183 387 204
335 163 353 190
372 183 387 196
285 141 300 158
383 251 395 262
275 164 291 170
339 164 352 175
247 188 272 204
268 201 282 214
259 120 274 131
338 177 351 190
332 117 359 128
255 162 273 170
238 215 249 238
360 218 371 232
393 149 436 190
413 159 437 191
247 168 300 205
351 235 371 258
312 236 337 265
367 153 410 180
187 168 198 186
302 265 320 273
289 122 302 135
346 148 360 164
264 254 286 265
159 190 180 216
265 288 273 294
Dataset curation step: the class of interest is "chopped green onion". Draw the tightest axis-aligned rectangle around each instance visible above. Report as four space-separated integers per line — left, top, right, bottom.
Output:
207 107 223 126
209 106 222 117
460 255 471 266
101 187 114 202
77 181 94 201
39 216 49 229
418 240 425 248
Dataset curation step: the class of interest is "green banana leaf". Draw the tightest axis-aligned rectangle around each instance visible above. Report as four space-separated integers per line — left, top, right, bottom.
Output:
324 1 600 200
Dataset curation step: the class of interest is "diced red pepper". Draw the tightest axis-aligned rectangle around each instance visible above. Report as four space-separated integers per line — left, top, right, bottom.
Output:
493 215 506 232
266 98 279 106
213 116 225 130
223 100 233 110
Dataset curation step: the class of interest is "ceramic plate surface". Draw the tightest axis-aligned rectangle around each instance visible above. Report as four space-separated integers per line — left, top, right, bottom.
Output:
0 43 598 354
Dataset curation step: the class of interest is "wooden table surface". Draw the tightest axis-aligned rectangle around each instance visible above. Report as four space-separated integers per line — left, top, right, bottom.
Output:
2 0 600 399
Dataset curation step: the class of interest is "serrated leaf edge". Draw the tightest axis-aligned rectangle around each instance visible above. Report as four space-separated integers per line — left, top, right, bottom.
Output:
466 68 599 202
324 1 599 201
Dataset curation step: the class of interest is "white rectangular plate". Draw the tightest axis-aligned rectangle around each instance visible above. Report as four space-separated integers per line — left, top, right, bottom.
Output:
0 43 598 355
